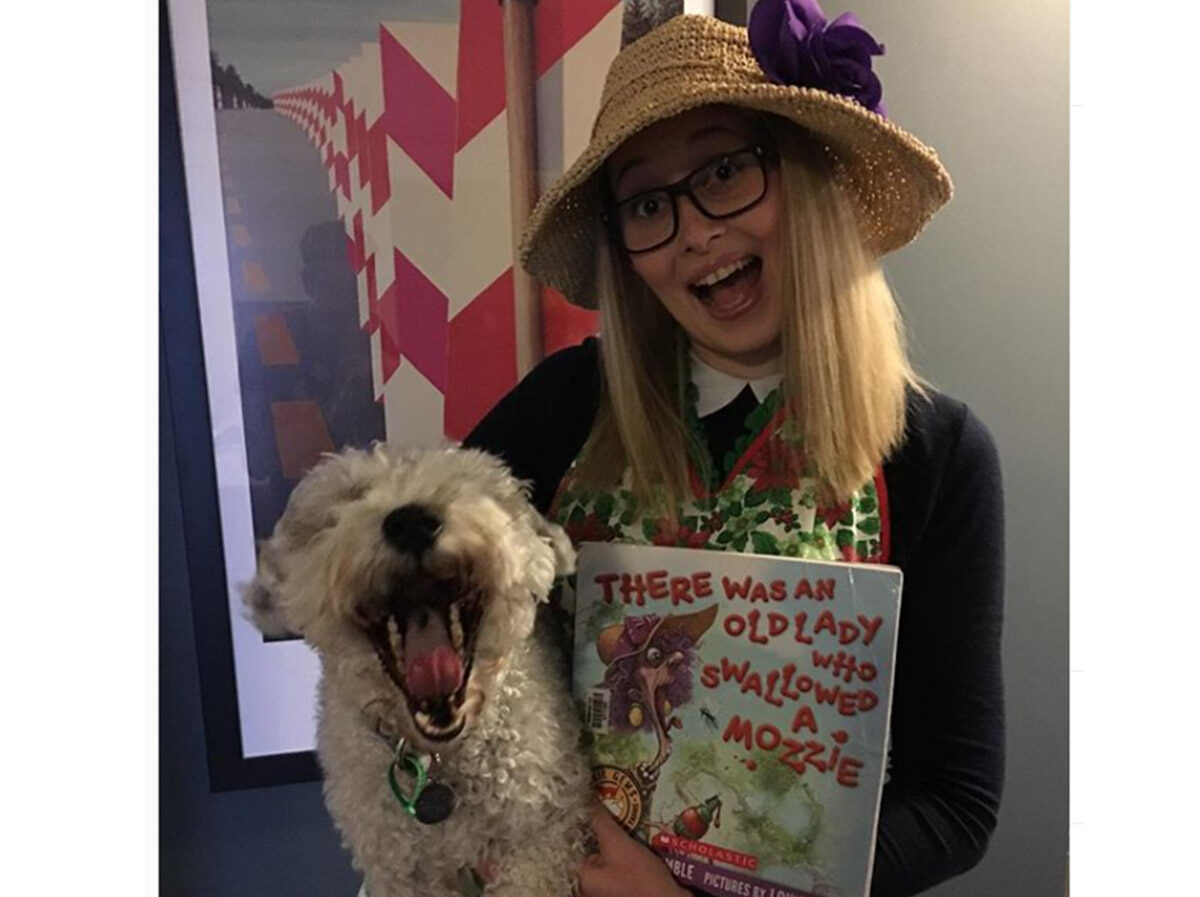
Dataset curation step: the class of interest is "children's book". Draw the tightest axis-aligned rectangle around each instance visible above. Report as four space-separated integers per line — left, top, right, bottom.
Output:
571 543 903 897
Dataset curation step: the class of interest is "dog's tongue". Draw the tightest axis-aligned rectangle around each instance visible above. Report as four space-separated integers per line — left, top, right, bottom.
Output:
403 609 464 700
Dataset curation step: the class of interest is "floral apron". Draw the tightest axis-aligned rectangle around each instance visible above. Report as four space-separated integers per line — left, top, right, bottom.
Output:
551 388 889 564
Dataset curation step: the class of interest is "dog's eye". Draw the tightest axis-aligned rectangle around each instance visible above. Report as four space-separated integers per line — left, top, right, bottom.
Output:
351 606 380 628
350 593 388 628
645 646 663 665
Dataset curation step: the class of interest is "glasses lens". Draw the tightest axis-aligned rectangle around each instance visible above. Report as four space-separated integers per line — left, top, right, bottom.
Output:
690 150 766 217
610 147 768 253
617 190 674 253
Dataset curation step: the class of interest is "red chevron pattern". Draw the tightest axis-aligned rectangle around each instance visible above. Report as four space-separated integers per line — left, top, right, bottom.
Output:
456 0 624 149
273 0 617 444
381 28 456 197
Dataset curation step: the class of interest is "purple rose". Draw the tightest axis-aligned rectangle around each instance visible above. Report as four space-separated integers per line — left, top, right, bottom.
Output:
749 0 887 117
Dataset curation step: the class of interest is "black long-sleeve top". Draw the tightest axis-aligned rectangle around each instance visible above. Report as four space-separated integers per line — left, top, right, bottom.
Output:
464 338 1005 897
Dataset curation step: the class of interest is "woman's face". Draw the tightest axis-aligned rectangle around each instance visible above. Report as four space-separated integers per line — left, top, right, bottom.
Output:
606 106 784 379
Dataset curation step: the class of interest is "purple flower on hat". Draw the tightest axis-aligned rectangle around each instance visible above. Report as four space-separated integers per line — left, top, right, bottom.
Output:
749 0 888 117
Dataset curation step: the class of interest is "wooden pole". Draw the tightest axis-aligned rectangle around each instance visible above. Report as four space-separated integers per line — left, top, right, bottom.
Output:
501 0 541 377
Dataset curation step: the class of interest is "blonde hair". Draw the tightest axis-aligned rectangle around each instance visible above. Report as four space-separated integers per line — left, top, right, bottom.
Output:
574 114 923 509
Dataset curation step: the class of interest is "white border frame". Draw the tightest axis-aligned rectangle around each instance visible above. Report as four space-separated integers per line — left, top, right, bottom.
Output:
166 0 321 758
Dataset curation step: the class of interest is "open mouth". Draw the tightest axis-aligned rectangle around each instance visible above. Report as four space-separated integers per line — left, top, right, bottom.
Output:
688 256 763 320
366 579 485 743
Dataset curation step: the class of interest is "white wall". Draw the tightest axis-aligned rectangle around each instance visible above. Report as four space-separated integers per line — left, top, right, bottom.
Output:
742 2 1070 895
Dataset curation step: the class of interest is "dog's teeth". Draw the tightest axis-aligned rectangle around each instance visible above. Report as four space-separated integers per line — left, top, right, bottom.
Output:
450 603 464 651
387 615 403 658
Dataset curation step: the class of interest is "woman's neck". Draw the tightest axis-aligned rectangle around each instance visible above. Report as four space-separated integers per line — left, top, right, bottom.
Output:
690 342 782 380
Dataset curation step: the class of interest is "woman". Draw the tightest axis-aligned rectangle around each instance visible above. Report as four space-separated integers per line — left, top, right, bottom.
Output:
466 6 1004 897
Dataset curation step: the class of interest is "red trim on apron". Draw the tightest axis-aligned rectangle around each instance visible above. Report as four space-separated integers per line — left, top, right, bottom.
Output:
874 467 891 564
687 406 788 499
548 476 570 521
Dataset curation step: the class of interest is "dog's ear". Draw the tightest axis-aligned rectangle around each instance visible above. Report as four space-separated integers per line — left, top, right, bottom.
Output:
536 518 577 580
518 516 576 604
242 538 297 638
239 447 375 638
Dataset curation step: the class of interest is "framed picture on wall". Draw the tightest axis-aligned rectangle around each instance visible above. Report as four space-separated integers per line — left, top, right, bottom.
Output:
163 0 616 790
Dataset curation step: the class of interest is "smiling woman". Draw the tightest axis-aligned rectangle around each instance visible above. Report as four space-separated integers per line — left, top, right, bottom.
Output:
465 6 1004 897
606 108 785 379
573 100 918 512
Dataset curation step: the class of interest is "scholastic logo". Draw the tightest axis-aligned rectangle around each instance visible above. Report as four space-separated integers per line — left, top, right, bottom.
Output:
651 833 759 871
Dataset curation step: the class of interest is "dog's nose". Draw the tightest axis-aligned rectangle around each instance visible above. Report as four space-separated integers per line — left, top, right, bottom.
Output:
381 504 442 555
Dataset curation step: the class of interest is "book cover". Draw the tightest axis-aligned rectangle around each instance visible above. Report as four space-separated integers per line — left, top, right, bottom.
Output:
571 543 903 897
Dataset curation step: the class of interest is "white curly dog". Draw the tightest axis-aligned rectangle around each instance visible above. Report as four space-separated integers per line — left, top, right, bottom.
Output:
246 446 591 897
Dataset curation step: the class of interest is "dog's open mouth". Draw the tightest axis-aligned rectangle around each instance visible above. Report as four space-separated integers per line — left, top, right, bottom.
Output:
366 579 485 742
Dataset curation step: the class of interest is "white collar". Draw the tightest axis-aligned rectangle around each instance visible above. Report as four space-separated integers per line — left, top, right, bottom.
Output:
690 353 782 418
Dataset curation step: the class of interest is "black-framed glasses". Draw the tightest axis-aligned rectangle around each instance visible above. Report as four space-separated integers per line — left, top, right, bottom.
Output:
604 145 775 254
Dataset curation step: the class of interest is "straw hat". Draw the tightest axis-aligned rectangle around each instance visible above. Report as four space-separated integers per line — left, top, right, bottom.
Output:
519 10 952 309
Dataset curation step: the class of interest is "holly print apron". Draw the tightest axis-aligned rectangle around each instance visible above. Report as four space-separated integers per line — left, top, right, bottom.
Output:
552 388 889 563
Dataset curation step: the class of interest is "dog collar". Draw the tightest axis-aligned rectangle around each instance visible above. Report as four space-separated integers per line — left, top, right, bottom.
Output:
386 738 456 824
365 712 457 824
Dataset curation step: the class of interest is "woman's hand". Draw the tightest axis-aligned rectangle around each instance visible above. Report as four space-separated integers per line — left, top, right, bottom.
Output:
577 804 691 897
